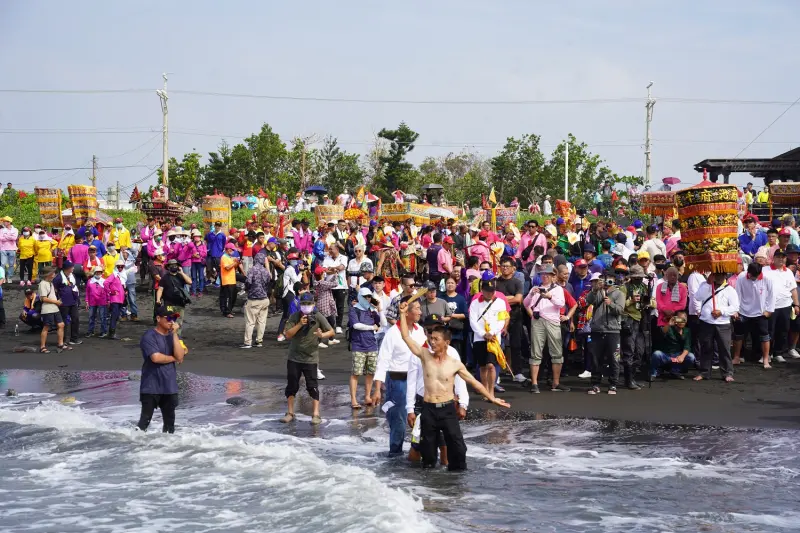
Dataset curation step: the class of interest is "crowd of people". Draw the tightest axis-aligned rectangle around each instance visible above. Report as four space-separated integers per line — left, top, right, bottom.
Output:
3 201 799 466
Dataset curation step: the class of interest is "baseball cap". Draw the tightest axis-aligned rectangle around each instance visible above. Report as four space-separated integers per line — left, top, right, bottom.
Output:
443 236 454 245
62 260 73 269
423 280 438 291
633 220 643 228
267 237 278 244
556 217 565 225
637 250 651 260
786 244 800 253
313 265 325 276
574 259 588 267
167 259 179 265
224 243 236 250
358 286 374 297
583 243 595 253
299 292 315 304
780 228 792 236
481 279 496 292
589 272 603 281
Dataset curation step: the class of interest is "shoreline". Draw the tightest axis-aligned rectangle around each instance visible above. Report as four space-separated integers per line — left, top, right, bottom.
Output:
2 284 800 430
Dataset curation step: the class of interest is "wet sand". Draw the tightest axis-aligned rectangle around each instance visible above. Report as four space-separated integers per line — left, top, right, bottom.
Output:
2 282 800 429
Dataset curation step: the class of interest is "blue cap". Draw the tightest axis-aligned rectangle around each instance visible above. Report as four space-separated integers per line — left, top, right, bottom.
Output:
633 220 643 228
556 217 565 225
267 237 278 244
299 292 315 304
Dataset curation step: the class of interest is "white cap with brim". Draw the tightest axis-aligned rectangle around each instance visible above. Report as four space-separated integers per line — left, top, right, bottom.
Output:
590 272 603 281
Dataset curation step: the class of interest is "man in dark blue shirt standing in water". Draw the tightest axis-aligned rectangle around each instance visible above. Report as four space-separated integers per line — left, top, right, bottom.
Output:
137 305 186 433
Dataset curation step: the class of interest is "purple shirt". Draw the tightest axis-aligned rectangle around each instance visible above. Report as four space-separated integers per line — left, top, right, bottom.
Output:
68 244 89 267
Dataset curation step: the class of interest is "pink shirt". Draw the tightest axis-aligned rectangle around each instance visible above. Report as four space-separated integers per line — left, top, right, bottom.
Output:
105 274 125 304
655 282 688 326
468 241 491 264
437 247 453 274
524 284 565 324
471 291 511 312
0 226 18 251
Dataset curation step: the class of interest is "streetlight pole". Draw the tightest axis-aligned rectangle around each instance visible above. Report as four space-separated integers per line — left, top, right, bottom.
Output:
645 81 655 189
156 73 169 196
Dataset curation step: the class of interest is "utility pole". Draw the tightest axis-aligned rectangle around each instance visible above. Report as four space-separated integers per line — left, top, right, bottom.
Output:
116 181 121 209
564 137 569 202
645 81 655 189
92 155 97 188
156 73 169 195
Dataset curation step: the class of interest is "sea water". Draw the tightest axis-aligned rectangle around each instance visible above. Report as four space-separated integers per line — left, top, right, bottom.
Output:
0 369 798 533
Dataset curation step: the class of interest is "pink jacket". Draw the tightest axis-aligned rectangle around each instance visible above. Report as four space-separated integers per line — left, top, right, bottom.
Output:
166 242 180 262
105 275 125 304
292 229 312 255
85 279 109 306
190 242 207 264
0 226 18 251
147 239 166 258
140 225 157 244
177 243 194 267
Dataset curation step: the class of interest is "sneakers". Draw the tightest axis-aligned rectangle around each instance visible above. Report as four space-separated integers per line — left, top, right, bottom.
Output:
588 386 600 395
494 384 505 394
18 281 24 287
578 370 592 379
318 343 328 348
26 280 32 286
85 332 95 338
317 369 326 380
775 355 787 363
789 349 800 359
529 384 540 394
329 338 340 345
277 334 286 342
68 339 83 346
711 365 720 370
513 373 527 383
254 342 263 348
239 344 252 349
626 381 641 391
335 327 343 334
551 384 571 392
608 386 617 395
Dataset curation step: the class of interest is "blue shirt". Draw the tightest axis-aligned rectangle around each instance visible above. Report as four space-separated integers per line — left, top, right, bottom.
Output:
205 231 226 258
597 253 613 269
738 231 767 256
89 239 106 258
349 307 379 352
570 273 592 297
441 293 468 340
139 329 178 395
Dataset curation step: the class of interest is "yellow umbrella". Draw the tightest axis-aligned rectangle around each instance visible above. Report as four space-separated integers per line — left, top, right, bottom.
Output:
485 321 511 373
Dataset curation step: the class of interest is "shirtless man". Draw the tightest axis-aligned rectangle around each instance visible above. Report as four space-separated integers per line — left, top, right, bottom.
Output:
398 300 510 471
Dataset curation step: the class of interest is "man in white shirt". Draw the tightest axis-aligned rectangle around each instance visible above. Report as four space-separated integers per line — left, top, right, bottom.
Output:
763 250 800 363
468 278 510 402
372 297 427 456
347 244 372 293
322 244 348 334
640 225 666 262
686 269 707 359
733 263 776 368
406 314 469 466
693 273 739 382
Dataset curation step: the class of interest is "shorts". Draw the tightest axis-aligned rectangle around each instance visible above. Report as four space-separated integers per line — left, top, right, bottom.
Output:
472 340 496 367
41 312 63 328
733 315 770 343
352 351 378 376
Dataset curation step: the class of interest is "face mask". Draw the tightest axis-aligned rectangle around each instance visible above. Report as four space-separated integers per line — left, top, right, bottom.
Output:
108 248 115 255
654 263 666 270
673 259 684 267
116 224 123 230
300 305 315 314
22 232 29 237
155 236 162 242
357 294 373 310
94 274 102 279
289 260 298 267
168 266 179 273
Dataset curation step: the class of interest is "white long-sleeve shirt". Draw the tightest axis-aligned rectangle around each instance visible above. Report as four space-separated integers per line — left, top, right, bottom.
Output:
374 322 428 383
694 282 739 325
406 345 468 414
763 266 797 309
735 272 776 317
468 296 509 341
686 271 706 317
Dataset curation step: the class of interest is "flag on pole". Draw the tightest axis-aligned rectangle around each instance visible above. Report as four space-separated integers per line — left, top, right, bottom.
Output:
488 187 497 205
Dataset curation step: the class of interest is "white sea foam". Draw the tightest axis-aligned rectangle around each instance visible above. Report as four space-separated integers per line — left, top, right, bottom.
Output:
0 402 439 533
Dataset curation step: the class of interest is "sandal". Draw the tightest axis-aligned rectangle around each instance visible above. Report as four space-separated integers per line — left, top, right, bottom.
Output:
351 403 362 410
39 347 50 354
279 413 295 423
57 345 73 351
693 375 705 381
724 376 735 383
311 415 322 425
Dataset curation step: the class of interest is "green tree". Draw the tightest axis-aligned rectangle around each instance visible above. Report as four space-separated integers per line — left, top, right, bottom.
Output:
243 123 291 196
374 122 419 199
544 134 616 209
167 152 202 202
287 137 321 194
318 136 364 196
200 141 238 196
490 134 547 204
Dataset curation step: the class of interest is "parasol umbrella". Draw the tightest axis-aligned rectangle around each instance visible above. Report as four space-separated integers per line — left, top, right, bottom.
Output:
305 185 328 194
403 193 419 201
366 192 380 202
662 177 681 185
426 206 457 219
421 183 444 191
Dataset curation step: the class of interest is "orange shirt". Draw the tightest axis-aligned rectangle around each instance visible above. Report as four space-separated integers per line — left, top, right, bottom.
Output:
220 255 237 286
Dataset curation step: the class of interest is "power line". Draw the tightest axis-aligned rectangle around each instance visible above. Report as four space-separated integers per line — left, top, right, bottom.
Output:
96 133 162 159
1 87 800 106
733 94 800 158
0 164 152 172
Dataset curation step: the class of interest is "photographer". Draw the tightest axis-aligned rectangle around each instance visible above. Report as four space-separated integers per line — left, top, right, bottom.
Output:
524 265 569 394
618 265 654 390
280 292 334 426
585 271 625 395
651 311 695 380
156 259 192 337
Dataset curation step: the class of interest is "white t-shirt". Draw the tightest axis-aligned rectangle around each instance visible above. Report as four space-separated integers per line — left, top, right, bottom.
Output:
347 257 373 289
323 254 348 291
764 267 796 309
282 266 300 298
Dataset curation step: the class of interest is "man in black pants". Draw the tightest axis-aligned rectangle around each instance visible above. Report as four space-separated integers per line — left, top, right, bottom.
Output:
495 256 526 383
585 271 625 395
137 305 186 433
397 301 510 471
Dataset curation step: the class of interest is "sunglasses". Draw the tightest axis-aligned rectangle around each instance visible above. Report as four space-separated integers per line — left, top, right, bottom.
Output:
161 313 181 322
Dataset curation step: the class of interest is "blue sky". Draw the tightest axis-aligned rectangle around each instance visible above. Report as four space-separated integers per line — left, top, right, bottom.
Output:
1 0 798 197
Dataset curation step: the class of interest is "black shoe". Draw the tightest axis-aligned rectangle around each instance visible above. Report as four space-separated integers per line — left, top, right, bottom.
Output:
627 380 642 390
254 342 263 348
529 384 540 394
668 372 685 380
551 384 571 392
68 339 83 345
85 332 95 338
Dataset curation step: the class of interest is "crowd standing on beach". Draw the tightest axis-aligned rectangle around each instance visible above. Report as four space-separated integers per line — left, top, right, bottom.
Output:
3 190 800 468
